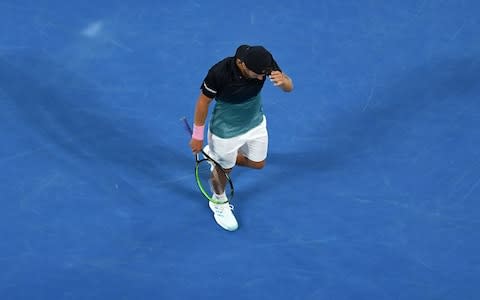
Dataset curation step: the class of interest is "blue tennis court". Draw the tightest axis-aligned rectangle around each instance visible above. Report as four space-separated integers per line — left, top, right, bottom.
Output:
1 1 479 299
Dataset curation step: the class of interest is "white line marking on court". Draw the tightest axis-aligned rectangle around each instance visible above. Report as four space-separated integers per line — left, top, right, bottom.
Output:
362 72 377 112
462 176 480 202
450 21 467 41
107 38 134 53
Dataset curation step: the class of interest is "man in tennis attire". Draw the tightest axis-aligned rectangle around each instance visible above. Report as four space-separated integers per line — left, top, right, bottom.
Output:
189 45 293 231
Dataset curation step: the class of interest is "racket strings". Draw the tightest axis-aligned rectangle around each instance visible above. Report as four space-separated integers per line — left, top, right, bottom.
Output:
197 159 232 201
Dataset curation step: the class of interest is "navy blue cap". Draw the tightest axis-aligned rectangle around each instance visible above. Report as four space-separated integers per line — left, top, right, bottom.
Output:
235 45 273 75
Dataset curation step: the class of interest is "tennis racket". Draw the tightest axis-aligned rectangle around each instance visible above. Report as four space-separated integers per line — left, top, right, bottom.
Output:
181 117 234 204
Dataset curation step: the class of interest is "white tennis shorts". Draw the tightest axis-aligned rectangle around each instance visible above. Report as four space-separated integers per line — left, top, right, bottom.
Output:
207 116 268 169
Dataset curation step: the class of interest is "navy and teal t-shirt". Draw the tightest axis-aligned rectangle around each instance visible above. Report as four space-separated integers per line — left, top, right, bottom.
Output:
200 56 280 138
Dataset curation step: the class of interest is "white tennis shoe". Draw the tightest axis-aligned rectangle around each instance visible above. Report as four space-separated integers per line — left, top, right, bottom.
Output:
209 200 238 231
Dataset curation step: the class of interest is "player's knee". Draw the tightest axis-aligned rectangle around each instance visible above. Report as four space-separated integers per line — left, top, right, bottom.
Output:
251 160 266 169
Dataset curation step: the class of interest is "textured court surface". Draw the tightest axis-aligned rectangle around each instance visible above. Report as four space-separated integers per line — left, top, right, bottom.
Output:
1 1 479 299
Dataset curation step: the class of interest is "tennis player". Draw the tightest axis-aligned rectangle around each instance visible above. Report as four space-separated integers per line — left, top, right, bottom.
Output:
189 45 293 231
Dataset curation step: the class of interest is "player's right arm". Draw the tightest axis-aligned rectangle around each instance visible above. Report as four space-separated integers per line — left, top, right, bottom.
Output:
190 92 213 153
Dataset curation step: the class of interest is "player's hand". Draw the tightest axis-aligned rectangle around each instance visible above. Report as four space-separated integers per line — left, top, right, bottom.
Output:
269 70 287 86
190 138 203 153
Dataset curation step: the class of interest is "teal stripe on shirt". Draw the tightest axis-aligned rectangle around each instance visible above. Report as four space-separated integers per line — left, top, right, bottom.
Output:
210 94 264 138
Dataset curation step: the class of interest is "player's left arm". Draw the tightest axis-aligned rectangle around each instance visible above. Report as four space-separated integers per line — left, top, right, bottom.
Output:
269 70 293 92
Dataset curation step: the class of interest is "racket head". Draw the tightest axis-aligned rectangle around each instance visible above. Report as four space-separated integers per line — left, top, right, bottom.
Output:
195 155 234 204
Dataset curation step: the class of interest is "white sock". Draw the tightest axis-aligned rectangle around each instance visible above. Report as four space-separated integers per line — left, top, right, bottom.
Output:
213 192 227 201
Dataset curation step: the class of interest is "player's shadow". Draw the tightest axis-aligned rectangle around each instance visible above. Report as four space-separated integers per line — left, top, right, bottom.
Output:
0 51 197 204
239 57 480 200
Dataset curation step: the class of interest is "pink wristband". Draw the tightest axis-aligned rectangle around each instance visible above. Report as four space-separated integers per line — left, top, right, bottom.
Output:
192 124 205 140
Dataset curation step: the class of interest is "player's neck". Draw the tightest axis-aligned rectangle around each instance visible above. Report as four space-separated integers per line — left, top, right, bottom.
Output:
235 59 248 78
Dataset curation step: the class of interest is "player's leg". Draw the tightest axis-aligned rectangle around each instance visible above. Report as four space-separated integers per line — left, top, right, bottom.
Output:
206 133 241 196
237 116 268 169
204 132 243 231
236 154 265 169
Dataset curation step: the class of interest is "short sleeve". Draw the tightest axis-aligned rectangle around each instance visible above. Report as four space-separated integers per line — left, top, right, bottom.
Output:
200 69 219 99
